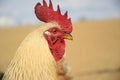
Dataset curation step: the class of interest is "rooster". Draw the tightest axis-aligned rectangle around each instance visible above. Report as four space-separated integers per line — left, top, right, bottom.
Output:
2 0 73 80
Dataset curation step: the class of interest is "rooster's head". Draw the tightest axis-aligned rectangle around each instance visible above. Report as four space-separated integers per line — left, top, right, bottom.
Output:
35 0 73 61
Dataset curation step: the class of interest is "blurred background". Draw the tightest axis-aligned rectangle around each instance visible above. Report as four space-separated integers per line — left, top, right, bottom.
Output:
0 0 120 80
0 0 120 26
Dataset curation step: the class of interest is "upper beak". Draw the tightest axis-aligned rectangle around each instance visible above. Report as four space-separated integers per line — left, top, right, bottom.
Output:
63 34 73 40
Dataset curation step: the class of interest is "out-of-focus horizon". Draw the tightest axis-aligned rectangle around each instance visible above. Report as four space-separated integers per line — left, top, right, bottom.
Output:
0 0 120 27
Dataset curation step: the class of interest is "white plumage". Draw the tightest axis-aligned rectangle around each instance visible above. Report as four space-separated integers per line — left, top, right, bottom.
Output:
2 23 60 80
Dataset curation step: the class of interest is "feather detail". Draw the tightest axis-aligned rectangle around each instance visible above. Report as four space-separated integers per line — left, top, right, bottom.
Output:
2 23 59 80
57 57 72 80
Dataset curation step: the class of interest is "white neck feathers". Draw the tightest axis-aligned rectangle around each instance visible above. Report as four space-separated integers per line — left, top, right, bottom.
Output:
2 23 59 80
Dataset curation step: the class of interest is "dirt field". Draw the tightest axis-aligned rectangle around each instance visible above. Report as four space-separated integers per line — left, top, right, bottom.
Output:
0 19 120 80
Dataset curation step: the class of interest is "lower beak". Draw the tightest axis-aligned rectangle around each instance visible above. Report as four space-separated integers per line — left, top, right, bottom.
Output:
63 34 73 40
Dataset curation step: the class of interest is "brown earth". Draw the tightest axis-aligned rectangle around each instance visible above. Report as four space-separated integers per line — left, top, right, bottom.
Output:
0 19 120 80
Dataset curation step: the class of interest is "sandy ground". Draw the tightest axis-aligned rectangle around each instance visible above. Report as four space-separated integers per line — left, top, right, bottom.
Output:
0 19 120 80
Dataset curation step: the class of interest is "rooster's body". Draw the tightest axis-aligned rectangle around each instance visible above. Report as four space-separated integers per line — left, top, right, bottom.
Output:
2 0 73 80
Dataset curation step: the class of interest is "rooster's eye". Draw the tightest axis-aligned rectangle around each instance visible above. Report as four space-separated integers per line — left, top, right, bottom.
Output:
53 29 57 33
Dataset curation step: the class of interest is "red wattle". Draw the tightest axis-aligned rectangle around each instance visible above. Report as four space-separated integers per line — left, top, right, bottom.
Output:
45 36 65 62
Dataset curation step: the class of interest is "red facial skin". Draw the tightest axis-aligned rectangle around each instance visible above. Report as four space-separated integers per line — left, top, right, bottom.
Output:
44 27 65 62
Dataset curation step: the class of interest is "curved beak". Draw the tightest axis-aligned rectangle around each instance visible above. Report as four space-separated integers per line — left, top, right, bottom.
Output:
63 34 73 40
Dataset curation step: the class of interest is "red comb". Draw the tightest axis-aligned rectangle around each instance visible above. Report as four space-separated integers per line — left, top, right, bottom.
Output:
34 0 72 33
